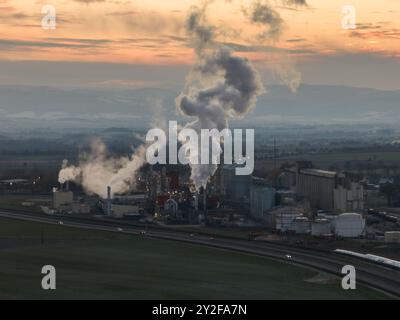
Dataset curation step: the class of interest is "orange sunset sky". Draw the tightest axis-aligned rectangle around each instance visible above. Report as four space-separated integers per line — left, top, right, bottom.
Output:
0 0 399 89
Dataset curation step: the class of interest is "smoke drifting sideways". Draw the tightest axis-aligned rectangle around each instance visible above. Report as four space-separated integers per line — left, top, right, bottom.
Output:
244 0 284 41
58 140 146 198
243 0 308 93
244 0 308 40
175 4 264 190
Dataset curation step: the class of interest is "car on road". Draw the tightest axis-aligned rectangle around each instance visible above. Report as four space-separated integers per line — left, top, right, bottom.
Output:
285 254 293 260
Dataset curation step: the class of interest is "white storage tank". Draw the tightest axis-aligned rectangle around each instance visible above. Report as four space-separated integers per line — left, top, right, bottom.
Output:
334 213 366 238
311 219 332 236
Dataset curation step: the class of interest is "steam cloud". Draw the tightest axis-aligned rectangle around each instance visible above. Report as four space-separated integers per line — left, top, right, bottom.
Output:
59 0 307 195
176 4 264 190
244 0 307 92
58 140 146 198
244 0 284 41
177 0 308 189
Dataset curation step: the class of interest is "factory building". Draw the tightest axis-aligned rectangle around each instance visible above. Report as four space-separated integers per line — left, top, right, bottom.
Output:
53 189 73 210
112 204 140 218
281 162 364 212
333 213 366 238
165 199 179 217
334 181 364 213
292 217 311 234
71 202 91 214
296 168 337 211
221 164 252 208
53 189 92 214
250 177 275 220
266 206 304 231
278 168 297 191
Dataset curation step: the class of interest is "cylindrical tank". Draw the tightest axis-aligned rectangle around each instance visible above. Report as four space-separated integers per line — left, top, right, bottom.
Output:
334 213 365 238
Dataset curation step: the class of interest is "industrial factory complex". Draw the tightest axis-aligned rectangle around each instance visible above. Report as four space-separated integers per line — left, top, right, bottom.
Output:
21 158 394 244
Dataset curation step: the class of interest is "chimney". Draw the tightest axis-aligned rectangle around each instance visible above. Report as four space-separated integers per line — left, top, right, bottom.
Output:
107 186 112 216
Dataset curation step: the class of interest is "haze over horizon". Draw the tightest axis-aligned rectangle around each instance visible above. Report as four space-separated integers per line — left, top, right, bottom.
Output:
0 0 399 129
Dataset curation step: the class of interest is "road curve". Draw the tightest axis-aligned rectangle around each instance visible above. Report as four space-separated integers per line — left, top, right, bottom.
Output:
1 210 399 298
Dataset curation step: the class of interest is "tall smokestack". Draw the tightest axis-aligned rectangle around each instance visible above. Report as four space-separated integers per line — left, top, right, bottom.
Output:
203 186 207 218
107 186 112 216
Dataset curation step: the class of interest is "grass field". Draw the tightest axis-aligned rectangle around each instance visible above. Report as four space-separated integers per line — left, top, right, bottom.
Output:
0 218 389 300
0 195 51 214
256 150 400 171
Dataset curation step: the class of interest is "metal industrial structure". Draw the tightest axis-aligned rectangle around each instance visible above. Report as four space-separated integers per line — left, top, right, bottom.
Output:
280 161 364 212
249 177 275 220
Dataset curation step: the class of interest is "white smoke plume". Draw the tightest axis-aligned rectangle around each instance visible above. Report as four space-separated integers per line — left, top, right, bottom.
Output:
57 98 167 198
244 0 307 92
58 140 146 198
176 4 264 190
243 0 284 41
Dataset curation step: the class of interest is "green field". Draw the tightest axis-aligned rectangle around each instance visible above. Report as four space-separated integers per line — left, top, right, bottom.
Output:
0 195 51 214
0 218 388 300
256 150 400 171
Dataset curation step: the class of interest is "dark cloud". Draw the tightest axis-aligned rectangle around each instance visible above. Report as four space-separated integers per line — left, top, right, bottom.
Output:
0 39 105 49
244 1 284 40
243 0 307 41
350 27 400 40
106 11 137 16
286 38 307 43
281 0 308 6
222 41 314 55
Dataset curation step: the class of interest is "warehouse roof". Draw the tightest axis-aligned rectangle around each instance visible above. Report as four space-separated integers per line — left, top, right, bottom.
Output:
300 168 337 178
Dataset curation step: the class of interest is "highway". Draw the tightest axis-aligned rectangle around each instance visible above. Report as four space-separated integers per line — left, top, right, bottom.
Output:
1 210 400 298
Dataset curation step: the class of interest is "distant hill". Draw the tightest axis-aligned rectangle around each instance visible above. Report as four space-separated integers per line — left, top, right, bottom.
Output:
0 84 399 129
250 84 400 124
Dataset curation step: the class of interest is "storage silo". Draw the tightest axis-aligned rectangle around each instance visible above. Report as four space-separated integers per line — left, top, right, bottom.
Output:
222 164 251 208
334 213 366 238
